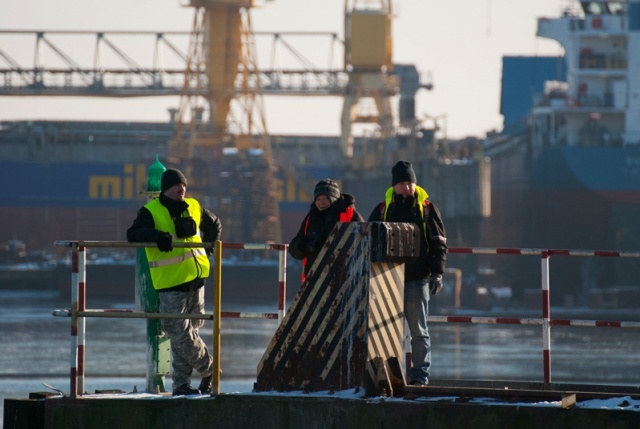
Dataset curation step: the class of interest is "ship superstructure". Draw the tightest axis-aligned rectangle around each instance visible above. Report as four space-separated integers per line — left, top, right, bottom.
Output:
532 0 640 148
477 0 640 306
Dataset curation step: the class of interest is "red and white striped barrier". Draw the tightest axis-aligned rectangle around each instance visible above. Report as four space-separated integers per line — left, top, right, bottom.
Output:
69 246 78 397
542 252 551 383
550 319 640 328
427 315 640 328
221 242 288 320
415 246 640 384
56 240 288 398
69 244 86 397
55 308 281 321
56 242 640 393
448 247 640 258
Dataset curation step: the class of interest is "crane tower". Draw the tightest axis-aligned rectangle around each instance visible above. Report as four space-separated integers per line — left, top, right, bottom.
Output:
342 0 398 158
169 0 400 241
171 0 281 244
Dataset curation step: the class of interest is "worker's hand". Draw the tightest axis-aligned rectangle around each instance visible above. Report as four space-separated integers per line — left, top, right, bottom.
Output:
156 232 173 252
299 233 318 253
428 274 443 296
304 236 317 253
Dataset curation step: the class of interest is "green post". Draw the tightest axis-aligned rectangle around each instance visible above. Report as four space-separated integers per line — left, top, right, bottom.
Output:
135 155 171 393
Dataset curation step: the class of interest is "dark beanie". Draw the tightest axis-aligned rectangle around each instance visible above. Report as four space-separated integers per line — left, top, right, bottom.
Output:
314 179 341 202
391 161 417 186
161 168 188 192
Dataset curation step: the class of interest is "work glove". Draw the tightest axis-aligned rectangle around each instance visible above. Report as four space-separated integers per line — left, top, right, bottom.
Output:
156 232 173 252
428 274 443 296
299 233 318 254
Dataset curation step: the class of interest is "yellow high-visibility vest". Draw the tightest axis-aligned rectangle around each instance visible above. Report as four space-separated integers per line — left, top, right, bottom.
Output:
145 197 210 290
382 185 430 247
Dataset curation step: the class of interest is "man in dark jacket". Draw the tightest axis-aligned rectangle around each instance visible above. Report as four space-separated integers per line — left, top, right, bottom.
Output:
289 179 364 283
368 161 447 386
127 168 222 396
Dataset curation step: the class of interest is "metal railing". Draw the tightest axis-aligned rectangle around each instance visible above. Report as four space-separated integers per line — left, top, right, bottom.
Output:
53 239 287 397
52 240 640 396
419 247 640 384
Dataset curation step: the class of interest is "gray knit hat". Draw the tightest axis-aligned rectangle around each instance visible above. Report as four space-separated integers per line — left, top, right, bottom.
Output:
161 168 188 192
314 179 341 202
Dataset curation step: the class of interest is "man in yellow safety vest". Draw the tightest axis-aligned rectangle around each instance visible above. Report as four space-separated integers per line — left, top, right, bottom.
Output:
127 168 222 396
368 161 447 387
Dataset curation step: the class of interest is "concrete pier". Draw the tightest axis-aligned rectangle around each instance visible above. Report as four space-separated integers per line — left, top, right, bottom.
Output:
5 386 640 429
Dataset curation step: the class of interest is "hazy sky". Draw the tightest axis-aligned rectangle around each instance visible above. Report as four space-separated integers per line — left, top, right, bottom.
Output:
0 0 567 139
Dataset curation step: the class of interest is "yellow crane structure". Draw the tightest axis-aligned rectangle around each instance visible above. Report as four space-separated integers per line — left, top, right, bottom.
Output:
169 0 402 242
342 0 398 159
171 0 281 244
0 1 442 248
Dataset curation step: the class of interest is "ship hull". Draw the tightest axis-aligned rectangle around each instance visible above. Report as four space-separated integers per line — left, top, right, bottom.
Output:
482 142 640 305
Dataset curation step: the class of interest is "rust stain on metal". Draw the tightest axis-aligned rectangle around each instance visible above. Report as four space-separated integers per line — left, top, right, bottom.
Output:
255 223 410 396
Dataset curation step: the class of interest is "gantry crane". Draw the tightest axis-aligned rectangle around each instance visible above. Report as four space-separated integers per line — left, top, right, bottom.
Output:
170 0 420 240
0 1 435 242
174 0 401 158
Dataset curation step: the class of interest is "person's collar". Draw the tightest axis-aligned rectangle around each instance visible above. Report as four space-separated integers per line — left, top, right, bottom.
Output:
160 193 188 211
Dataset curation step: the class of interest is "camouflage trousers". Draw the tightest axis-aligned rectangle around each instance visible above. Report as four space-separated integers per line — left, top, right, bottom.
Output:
159 287 213 390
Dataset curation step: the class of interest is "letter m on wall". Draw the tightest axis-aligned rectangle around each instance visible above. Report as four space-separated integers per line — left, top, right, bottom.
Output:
89 176 121 199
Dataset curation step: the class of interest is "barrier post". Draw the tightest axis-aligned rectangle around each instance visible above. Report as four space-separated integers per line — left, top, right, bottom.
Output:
212 239 222 395
69 243 79 398
69 243 87 397
278 245 287 321
541 251 552 383
77 244 86 396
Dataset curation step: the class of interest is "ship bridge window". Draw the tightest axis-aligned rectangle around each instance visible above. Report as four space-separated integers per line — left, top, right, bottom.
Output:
606 2 625 15
581 1 606 15
581 1 625 15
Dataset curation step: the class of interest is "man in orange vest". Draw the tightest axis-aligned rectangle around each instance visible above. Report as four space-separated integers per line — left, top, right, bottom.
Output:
288 179 364 283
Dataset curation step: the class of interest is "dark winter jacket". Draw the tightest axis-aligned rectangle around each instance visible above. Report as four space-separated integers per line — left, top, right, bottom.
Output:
127 193 222 254
368 187 447 282
288 193 364 280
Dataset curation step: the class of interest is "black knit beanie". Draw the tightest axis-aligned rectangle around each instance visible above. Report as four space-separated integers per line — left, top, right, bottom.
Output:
314 179 341 203
161 168 188 192
391 161 417 186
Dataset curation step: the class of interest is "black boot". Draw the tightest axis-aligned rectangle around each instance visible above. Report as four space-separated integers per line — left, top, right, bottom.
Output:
199 374 213 394
172 384 200 396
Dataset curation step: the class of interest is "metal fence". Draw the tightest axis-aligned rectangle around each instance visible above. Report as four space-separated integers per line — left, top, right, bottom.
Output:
53 239 287 397
52 240 640 397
